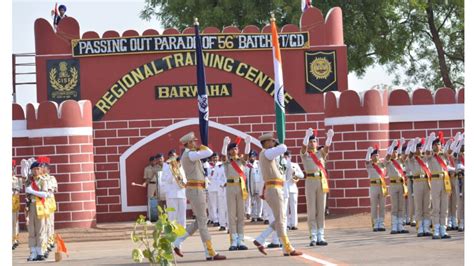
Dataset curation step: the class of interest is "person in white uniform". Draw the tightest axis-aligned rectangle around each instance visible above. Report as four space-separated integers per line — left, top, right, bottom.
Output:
162 155 187 227
284 151 304 230
246 150 264 222
207 153 220 226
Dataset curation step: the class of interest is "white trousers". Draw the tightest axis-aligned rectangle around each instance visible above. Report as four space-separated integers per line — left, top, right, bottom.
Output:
208 191 219 223
166 198 187 227
218 194 228 227
287 192 298 227
245 194 251 215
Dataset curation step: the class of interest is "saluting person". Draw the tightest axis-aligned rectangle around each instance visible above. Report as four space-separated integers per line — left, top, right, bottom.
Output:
162 155 187 227
365 145 388 232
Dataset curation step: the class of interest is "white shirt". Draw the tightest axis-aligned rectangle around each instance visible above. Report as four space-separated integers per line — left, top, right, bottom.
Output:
245 160 263 195
162 162 187 199
285 161 304 194
215 164 227 197
207 162 222 192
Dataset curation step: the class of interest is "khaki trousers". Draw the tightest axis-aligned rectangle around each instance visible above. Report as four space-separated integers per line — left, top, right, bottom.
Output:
185 188 211 242
413 179 431 222
265 187 287 238
448 176 459 220
226 185 245 235
430 179 449 226
389 183 405 218
407 178 415 221
370 185 385 224
12 211 19 243
28 203 46 249
46 212 55 243
305 178 326 231
147 182 157 200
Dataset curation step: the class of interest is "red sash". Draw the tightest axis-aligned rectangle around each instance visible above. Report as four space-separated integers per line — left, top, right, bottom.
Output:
230 160 248 200
372 163 385 178
448 157 455 168
414 156 432 178
309 152 329 180
372 163 388 196
31 179 45 205
391 159 406 179
460 155 464 165
434 154 449 172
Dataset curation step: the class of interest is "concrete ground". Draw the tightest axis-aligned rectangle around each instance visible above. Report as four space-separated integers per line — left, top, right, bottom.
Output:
12 213 463 265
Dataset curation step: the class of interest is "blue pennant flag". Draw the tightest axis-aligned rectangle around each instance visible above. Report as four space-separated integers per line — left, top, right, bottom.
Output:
194 18 209 145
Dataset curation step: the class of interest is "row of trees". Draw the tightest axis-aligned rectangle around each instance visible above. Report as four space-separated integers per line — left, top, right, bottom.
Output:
140 0 464 89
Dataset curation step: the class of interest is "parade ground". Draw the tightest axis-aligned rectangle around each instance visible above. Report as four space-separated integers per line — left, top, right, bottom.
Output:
12 213 463 265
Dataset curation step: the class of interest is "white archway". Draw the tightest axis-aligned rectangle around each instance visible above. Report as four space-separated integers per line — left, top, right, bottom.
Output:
120 118 262 212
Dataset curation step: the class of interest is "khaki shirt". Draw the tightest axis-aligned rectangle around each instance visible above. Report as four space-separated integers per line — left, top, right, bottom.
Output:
12 175 20 194
181 149 205 181
384 159 404 178
426 153 448 173
301 149 326 173
143 165 157 183
366 162 384 178
259 149 284 182
406 156 426 176
224 157 246 182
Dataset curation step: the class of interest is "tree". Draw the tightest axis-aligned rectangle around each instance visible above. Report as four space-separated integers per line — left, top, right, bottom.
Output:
140 0 464 89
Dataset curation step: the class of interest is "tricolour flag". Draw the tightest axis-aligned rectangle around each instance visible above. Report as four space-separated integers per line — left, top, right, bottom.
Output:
301 0 312 12
194 18 209 146
51 3 59 24
270 15 285 144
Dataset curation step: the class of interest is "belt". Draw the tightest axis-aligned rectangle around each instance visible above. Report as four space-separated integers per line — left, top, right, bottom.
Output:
265 179 284 188
306 173 322 179
148 182 156 184
227 178 241 183
186 180 206 189
370 180 381 185
456 172 464 178
408 175 414 180
413 175 426 179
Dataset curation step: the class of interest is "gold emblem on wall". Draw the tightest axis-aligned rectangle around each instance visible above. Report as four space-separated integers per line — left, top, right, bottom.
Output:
47 59 81 103
305 51 337 93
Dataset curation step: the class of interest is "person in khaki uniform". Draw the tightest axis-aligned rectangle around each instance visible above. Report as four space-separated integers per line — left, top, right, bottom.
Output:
446 132 462 231
131 156 158 220
403 145 416 227
40 157 58 257
424 132 452 239
25 161 51 261
384 139 410 234
300 128 334 246
221 136 251 251
12 160 22 250
365 145 387 232
173 132 226 261
454 137 464 232
253 132 302 257
154 154 166 209
405 138 433 237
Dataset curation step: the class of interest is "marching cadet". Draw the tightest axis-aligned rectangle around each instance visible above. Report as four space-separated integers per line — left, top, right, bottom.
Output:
403 143 416 227
301 128 334 245
216 156 228 231
447 132 462 231
365 144 387 232
454 137 464 232
207 153 220 226
284 151 304 230
221 136 251 251
424 132 452 239
405 138 432 237
246 150 264 223
25 161 51 261
385 139 409 234
12 160 22 250
41 157 58 254
253 132 303 257
162 154 187 227
173 132 226 261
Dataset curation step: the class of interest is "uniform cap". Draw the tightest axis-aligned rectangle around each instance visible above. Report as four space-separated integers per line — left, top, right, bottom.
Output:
180 132 198 144
258 132 277 142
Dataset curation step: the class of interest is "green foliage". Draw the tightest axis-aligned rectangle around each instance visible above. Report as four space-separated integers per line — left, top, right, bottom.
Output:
131 207 185 265
140 0 463 89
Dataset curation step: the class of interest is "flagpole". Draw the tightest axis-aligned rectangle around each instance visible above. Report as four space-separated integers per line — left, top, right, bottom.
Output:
194 18 209 146
270 13 286 144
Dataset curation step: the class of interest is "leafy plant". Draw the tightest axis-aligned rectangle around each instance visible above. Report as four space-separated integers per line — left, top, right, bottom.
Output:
131 206 186 265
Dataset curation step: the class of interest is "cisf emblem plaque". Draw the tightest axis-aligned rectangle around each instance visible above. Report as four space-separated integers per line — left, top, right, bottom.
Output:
47 59 81 103
305 51 337 93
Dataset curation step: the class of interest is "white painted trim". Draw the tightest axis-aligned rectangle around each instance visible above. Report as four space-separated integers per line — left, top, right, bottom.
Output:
12 126 93 138
120 118 262 213
388 104 464 122
324 115 389 126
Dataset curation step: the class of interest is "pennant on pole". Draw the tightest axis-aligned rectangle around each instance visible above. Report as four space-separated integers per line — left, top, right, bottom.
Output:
301 0 312 12
270 14 286 144
194 18 209 145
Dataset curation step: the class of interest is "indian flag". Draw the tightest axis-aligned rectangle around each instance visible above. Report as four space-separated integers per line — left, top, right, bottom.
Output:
270 15 285 143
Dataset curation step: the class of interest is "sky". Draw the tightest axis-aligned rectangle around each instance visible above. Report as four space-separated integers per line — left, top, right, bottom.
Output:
12 0 398 106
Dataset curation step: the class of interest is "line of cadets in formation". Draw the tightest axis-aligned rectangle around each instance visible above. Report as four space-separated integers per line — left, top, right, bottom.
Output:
12 128 465 262
12 157 58 261
138 128 334 260
366 131 465 238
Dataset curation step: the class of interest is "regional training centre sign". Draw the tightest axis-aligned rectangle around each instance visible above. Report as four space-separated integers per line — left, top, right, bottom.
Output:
71 32 309 57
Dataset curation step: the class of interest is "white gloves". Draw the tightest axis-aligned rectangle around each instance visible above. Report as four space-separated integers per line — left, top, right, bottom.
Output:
325 129 334 146
423 132 436 152
405 139 414 155
397 138 405 154
303 127 313 146
366 147 374 161
387 140 397 155
221 136 231 155
21 159 30 178
244 135 251 154
444 138 453 153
